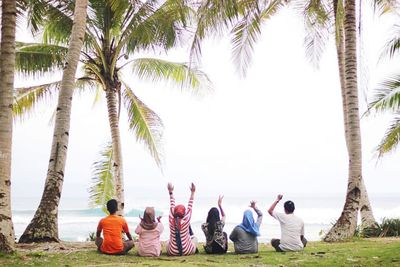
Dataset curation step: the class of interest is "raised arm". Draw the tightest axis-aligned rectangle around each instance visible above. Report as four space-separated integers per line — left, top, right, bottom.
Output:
187 183 195 210
218 195 225 221
250 201 263 226
268 194 283 216
167 183 175 213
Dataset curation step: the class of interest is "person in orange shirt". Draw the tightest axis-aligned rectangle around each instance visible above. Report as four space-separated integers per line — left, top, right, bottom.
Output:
95 199 134 255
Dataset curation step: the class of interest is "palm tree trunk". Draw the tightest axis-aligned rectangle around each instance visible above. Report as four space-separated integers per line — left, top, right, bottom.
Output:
359 179 377 228
105 87 125 214
333 0 377 230
0 0 17 253
324 0 362 242
19 0 88 243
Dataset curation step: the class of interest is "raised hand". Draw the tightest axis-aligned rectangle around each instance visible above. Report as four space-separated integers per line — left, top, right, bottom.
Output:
190 183 196 193
249 200 257 209
167 183 174 193
277 194 283 201
218 195 224 207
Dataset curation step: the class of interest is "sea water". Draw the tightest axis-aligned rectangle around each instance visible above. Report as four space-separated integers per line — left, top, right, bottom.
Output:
12 194 400 242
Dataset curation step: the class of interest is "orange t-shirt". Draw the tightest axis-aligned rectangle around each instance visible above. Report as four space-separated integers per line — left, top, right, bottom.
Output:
97 215 130 254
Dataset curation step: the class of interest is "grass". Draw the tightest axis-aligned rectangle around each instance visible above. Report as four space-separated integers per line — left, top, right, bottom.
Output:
0 238 399 266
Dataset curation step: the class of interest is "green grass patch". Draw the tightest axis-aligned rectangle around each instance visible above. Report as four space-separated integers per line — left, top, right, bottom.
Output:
0 238 399 266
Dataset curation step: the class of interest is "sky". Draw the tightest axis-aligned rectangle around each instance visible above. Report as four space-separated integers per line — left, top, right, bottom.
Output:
10 5 400 210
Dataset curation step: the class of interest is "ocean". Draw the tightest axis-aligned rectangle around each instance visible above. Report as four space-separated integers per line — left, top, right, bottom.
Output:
12 194 400 243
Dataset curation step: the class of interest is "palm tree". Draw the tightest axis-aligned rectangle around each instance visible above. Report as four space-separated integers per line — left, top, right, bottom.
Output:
191 0 376 240
323 0 362 241
15 0 211 242
0 0 17 253
303 0 378 237
18 0 89 243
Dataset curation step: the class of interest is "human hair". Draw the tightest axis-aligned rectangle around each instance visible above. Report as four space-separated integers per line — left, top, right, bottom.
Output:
107 199 118 214
206 207 220 235
284 200 295 214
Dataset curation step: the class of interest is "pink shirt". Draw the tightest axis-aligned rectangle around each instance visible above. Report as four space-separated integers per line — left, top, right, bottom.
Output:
135 223 164 257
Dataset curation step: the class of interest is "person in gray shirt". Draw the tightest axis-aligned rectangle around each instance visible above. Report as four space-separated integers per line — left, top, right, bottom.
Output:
229 201 263 254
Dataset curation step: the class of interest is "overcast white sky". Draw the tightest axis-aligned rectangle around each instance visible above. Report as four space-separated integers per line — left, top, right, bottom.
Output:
11 6 400 208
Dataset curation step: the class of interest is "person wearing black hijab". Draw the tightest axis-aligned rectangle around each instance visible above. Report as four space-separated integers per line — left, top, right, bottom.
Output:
201 196 228 254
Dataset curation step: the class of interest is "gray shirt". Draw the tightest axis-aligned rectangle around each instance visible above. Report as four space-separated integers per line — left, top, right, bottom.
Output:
229 208 263 254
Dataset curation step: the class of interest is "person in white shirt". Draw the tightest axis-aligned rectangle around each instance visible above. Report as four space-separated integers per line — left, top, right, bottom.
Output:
268 194 307 252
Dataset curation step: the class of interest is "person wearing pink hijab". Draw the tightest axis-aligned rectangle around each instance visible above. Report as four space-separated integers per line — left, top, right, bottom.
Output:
166 182 198 256
135 207 164 256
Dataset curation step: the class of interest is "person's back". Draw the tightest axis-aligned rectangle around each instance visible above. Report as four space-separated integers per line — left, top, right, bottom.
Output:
229 225 258 254
268 195 307 252
166 183 197 256
202 196 228 254
135 207 164 257
229 201 262 254
272 212 304 251
96 199 134 255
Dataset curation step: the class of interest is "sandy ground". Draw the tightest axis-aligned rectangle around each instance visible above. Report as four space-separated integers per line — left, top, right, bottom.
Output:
16 241 97 253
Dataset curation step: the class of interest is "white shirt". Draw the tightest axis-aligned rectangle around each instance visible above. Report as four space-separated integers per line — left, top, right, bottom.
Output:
272 211 304 251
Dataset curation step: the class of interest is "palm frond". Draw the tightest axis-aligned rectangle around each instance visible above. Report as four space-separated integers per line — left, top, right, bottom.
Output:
376 115 400 158
122 82 164 167
13 81 61 119
130 58 213 95
303 0 332 69
380 24 400 60
88 142 115 214
120 0 189 56
190 0 240 64
373 0 399 15
15 43 68 77
231 6 262 77
368 75 400 113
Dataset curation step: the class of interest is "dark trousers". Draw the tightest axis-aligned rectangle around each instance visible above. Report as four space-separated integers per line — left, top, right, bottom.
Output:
271 237 307 252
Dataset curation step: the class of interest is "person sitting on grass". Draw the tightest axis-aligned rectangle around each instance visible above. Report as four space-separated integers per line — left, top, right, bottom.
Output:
268 194 307 252
201 195 228 254
229 201 263 254
95 199 134 255
166 182 198 256
135 207 164 257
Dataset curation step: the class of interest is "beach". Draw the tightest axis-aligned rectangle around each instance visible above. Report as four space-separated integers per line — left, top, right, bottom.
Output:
12 193 400 242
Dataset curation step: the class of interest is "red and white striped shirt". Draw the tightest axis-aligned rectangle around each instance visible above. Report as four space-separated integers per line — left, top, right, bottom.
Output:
167 194 195 256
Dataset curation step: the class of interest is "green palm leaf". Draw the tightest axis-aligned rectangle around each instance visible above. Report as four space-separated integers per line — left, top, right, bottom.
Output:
88 142 115 214
130 58 212 95
122 82 164 167
380 24 400 60
231 7 262 77
376 115 400 157
13 77 99 119
373 0 398 15
13 81 61 119
15 43 68 76
120 0 188 56
302 0 331 69
190 0 240 64
231 0 284 76
368 75 400 113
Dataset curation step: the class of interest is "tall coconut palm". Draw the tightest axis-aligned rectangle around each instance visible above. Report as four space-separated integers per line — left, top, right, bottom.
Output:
191 0 376 239
15 0 211 242
0 0 17 253
18 0 89 243
323 0 362 241
304 0 377 233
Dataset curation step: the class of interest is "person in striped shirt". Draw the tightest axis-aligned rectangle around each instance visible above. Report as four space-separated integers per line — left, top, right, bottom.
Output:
166 182 198 256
